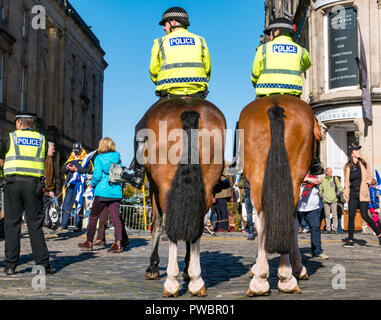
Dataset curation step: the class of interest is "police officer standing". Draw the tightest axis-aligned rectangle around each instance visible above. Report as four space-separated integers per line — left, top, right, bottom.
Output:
251 17 312 98
0 112 55 275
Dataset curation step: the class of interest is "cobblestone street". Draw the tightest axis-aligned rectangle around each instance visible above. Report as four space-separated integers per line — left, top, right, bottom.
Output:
0 226 380 301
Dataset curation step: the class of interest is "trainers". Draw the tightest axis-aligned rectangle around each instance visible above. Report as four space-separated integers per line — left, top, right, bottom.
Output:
312 253 329 260
343 240 354 247
56 227 68 233
247 233 255 241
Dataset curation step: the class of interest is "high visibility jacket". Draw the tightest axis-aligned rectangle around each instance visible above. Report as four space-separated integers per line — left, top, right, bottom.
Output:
3 130 45 177
251 35 311 96
149 28 211 95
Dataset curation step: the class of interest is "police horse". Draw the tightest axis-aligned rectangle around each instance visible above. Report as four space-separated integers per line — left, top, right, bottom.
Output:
238 95 321 295
137 97 226 297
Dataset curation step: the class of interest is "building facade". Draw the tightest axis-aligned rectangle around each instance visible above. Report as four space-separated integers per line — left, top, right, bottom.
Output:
264 0 381 183
0 0 107 189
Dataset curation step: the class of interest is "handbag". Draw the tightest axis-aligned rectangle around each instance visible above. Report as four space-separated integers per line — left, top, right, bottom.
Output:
334 176 346 203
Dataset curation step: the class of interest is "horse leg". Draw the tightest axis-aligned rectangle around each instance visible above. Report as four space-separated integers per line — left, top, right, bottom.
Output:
246 212 270 296
249 212 260 278
183 241 191 281
163 240 180 297
145 193 162 280
277 253 302 294
187 238 207 296
291 216 309 280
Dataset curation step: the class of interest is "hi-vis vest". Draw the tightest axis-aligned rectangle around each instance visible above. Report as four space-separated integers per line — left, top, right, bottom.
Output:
3 130 45 177
149 28 211 95
251 35 311 96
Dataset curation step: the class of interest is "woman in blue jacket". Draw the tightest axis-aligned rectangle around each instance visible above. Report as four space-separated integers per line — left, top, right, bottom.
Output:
78 137 124 253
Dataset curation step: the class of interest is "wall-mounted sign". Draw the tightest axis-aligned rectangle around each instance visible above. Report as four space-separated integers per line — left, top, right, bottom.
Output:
316 106 363 122
328 7 358 89
315 0 342 10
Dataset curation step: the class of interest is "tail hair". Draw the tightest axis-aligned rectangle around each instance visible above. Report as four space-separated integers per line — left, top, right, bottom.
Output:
262 105 295 254
165 111 206 243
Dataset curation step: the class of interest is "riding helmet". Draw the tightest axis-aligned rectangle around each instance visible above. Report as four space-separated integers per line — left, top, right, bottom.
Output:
159 7 190 27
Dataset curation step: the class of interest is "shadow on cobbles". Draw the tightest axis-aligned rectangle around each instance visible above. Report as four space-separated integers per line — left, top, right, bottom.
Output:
200 251 248 286
47 251 98 272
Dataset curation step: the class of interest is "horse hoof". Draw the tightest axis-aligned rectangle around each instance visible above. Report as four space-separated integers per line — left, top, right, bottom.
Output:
278 285 302 294
293 267 309 280
249 270 255 278
163 288 179 298
145 272 161 280
189 286 207 297
246 288 270 297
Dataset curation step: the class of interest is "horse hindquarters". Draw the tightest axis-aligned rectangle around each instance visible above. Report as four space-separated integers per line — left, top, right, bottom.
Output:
262 105 295 254
165 110 206 243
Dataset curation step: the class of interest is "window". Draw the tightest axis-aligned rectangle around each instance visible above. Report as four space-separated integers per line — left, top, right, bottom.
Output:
71 54 76 79
70 100 75 137
0 0 8 20
0 51 4 104
82 65 87 89
20 67 26 111
22 9 28 38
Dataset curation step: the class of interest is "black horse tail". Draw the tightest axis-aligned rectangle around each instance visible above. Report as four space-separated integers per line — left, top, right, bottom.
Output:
262 105 295 254
165 110 206 243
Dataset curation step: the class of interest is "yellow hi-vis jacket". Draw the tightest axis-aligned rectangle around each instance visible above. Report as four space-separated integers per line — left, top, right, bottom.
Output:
251 35 311 96
3 130 45 177
149 28 211 95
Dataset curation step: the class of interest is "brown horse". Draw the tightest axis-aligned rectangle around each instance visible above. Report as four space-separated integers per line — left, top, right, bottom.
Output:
135 97 226 297
238 95 321 296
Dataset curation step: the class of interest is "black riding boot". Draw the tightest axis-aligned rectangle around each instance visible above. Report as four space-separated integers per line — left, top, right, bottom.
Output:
122 140 145 190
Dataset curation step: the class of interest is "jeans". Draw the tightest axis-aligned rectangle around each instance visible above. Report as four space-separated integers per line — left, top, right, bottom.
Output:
243 189 254 234
299 208 323 257
348 192 381 240
60 187 83 229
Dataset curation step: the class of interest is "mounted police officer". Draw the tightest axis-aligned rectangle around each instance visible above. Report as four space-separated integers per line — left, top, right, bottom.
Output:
124 7 211 189
0 112 55 275
251 17 312 98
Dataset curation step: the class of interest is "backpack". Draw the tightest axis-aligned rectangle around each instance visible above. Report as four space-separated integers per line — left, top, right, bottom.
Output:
109 162 124 184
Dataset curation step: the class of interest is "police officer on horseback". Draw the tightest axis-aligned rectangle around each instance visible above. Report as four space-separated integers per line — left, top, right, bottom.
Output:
251 17 311 98
123 7 211 189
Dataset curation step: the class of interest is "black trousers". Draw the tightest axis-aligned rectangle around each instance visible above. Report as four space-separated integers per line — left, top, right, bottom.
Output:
347 191 381 240
4 178 49 269
212 198 229 232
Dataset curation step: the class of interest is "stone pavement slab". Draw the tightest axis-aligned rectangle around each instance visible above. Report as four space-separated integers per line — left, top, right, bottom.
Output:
0 227 380 300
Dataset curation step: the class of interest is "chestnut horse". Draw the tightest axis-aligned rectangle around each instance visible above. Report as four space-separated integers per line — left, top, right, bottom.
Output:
135 97 226 297
238 95 321 296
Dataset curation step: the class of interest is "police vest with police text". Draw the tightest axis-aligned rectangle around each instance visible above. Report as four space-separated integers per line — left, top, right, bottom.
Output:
3 130 45 177
251 35 311 96
149 28 211 95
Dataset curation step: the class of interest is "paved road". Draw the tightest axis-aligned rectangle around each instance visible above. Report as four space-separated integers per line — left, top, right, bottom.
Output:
0 226 380 300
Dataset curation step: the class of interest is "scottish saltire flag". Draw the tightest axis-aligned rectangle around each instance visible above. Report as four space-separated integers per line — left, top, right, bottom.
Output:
375 169 381 191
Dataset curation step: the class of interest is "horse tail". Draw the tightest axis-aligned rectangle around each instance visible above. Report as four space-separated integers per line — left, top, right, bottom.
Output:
262 105 295 254
165 110 206 243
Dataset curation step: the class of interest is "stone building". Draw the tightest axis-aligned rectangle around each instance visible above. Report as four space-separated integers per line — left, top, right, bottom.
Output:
264 0 381 182
0 0 107 190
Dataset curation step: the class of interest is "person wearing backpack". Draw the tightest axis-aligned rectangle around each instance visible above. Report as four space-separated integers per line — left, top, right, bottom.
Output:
78 137 125 253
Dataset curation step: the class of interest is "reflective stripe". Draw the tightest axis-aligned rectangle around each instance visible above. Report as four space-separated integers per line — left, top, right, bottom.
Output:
158 38 166 66
35 135 44 158
10 132 20 155
5 156 44 162
261 69 301 76
263 43 267 69
157 77 208 86
256 83 302 90
251 72 259 80
4 167 44 175
160 62 204 71
300 48 306 72
200 37 205 64
150 71 158 78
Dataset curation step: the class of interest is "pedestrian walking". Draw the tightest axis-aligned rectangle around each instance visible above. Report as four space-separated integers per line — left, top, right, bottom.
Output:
0 112 55 275
78 137 125 253
43 142 57 229
368 178 380 228
343 145 381 247
238 174 256 240
297 172 329 260
319 168 343 233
